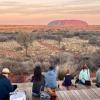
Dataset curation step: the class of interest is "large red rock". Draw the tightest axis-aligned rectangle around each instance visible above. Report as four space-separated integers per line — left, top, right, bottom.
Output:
48 20 88 27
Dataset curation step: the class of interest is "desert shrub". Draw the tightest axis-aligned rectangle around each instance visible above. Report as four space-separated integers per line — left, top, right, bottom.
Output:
89 37 97 45
1 60 34 75
74 32 79 36
78 34 92 40
15 47 23 51
42 61 50 72
90 50 100 68
0 32 17 42
1 61 22 74
16 32 33 56
58 52 75 65
0 36 8 42
89 36 100 46
49 55 60 65
78 52 100 72
64 31 75 38
35 30 75 40
58 68 66 80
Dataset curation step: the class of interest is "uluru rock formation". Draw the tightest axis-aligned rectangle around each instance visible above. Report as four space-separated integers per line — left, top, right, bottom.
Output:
48 20 88 27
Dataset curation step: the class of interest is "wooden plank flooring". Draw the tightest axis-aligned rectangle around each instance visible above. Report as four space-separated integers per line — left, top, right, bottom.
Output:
21 87 100 100
56 88 100 100
16 82 100 100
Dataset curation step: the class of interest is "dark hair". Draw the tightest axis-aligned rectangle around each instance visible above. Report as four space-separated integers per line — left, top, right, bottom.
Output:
98 65 100 68
82 64 88 70
33 65 42 81
49 66 54 70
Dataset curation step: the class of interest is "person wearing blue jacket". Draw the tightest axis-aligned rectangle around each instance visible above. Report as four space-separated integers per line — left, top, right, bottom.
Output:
45 66 57 88
44 66 57 98
0 68 17 100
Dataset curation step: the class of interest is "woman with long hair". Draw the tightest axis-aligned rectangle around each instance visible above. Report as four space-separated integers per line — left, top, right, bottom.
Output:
32 65 45 96
79 64 91 86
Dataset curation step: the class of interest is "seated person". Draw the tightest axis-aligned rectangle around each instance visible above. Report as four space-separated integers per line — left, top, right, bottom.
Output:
31 65 45 96
62 69 73 89
45 66 57 97
0 68 17 100
79 64 91 86
96 65 100 87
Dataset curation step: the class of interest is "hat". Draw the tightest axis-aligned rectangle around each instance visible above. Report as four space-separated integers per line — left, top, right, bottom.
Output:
2 68 10 74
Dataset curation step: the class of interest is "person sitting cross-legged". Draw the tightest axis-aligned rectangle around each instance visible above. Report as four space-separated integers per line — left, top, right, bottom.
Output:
62 69 74 90
31 65 45 97
78 64 91 86
44 66 57 100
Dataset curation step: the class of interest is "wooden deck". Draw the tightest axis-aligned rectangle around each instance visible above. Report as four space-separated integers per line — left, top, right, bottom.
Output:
56 88 100 100
15 82 100 100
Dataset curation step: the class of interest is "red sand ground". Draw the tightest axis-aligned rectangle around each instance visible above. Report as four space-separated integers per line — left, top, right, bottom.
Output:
0 40 96 83
8 71 96 83
0 25 98 83
0 25 100 32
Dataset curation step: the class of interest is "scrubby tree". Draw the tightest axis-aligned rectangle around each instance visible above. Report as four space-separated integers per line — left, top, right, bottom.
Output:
16 32 33 56
54 30 63 48
54 30 64 67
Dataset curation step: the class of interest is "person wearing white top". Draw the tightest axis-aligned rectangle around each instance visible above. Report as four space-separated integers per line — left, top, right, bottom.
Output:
79 64 91 84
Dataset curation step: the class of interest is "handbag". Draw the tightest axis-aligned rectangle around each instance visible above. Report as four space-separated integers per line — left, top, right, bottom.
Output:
10 90 26 100
85 70 91 86
84 69 91 86
40 91 50 100
85 80 91 86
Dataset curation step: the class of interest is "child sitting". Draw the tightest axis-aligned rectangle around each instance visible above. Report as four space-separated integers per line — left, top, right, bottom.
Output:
62 69 73 90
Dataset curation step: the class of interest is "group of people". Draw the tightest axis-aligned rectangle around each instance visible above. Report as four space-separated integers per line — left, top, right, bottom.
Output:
0 63 100 100
62 64 100 88
31 65 57 99
31 63 100 98
0 65 58 100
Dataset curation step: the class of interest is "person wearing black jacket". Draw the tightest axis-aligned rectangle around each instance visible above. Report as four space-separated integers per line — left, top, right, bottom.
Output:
31 65 45 97
0 68 17 100
62 69 74 90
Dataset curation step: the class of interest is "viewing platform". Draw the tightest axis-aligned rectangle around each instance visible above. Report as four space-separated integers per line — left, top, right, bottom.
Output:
16 81 100 100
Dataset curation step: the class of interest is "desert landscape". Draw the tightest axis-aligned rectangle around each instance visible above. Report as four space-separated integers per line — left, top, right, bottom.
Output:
0 22 100 82
0 0 100 99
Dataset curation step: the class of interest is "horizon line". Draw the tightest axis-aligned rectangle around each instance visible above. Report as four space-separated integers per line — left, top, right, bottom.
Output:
0 24 100 26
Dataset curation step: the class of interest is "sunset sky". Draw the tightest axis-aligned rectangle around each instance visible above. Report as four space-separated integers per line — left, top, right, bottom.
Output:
0 0 100 25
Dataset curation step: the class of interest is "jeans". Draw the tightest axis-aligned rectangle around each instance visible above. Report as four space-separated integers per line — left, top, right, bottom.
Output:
75 79 85 85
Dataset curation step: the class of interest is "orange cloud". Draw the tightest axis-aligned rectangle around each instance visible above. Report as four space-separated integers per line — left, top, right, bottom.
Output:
0 0 100 25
